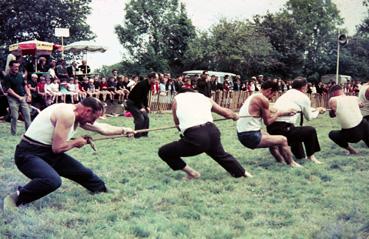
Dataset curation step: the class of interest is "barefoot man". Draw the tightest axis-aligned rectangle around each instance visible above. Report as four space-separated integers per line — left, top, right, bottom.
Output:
328 85 369 154
267 77 324 164
3 97 134 210
237 80 301 167
158 88 252 179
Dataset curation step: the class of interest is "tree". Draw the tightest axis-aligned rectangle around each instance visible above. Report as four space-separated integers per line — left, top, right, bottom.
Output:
285 0 343 81
183 19 274 78
253 13 305 78
115 0 195 73
0 0 94 46
0 0 95 68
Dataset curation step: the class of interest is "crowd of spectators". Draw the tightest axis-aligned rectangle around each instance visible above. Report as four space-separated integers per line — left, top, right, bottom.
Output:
0 54 365 132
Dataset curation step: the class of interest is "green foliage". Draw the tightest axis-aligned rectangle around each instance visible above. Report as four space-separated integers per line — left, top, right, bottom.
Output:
0 0 95 69
253 13 305 78
0 113 368 238
115 0 195 74
0 0 94 46
184 19 273 78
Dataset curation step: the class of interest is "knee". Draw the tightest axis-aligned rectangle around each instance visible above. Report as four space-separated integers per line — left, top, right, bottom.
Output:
307 126 317 135
328 131 336 140
44 176 62 191
158 146 168 160
280 136 289 146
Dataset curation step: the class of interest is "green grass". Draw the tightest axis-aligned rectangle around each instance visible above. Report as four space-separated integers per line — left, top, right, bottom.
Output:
0 113 368 239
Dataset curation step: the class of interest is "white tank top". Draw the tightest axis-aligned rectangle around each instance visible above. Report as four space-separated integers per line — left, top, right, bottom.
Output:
335 96 362 129
237 94 262 132
358 84 369 117
175 92 213 132
25 104 76 145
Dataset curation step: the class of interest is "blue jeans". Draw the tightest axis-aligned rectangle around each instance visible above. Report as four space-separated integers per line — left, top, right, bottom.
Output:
14 140 107 205
7 95 31 135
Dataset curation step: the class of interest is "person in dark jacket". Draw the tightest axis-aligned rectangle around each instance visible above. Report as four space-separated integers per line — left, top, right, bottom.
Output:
126 72 158 138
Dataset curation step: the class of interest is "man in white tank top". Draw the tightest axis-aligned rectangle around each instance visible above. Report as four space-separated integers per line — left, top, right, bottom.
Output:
158 88 252 180
358 81 369 121
237 80 301 167
3 97 134 210
328 85 369 155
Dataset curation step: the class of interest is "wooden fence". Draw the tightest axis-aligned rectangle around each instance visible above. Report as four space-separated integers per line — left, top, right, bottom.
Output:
148 91 330 112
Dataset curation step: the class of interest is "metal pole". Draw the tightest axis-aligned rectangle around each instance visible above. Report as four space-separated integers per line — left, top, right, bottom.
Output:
335 35 340 84
61 36 64 59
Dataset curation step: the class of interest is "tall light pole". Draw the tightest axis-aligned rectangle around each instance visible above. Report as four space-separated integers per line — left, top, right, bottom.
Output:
336 33 348 84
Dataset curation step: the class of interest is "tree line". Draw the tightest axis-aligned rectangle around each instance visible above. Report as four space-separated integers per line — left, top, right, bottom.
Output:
1 0 369 82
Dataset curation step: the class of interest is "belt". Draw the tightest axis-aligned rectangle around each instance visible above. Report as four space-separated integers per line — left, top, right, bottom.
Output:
183 122 213 134
21 135 51 148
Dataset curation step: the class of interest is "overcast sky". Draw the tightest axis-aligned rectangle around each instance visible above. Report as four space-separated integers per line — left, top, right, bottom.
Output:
85 0 367 69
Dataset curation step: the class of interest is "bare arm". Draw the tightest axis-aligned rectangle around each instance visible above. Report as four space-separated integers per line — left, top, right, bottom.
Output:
365 87 369 101
171 98 180 129
211 99 239 120
51 110 87 153
80 122 133 136
259 97 280 126
7 88 23 99
328 98 337 118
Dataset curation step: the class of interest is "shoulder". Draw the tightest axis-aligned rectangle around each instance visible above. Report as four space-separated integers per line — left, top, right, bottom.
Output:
52 104 75 124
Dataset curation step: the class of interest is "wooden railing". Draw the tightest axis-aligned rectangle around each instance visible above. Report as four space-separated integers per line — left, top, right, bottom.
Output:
148 91 330 112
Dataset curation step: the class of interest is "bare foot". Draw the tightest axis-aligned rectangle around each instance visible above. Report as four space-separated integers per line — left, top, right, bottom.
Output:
244 171 253 178
307 155 322 164
183 171 201 180
290 160 303 168
182 166 201 180
346 146 359 155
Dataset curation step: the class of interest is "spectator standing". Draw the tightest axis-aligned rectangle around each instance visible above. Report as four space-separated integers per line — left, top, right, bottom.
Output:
3 60 32 135
126 72 158 138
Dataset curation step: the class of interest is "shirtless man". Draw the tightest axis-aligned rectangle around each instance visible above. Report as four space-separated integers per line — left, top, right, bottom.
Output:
3 97 134 210
237 80 301 167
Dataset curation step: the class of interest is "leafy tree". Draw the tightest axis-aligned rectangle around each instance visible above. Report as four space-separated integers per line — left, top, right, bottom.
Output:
115 0 195 73
209 19 273 77
0 0 95 68
0 0 94 46
184 19 273 78
253 13 305 78
284 0 343 81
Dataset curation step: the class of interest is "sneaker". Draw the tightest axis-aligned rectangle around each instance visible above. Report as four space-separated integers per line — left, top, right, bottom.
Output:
3 192 18 212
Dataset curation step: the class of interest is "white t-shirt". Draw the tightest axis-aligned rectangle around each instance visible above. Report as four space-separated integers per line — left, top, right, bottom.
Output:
274 89 319 124
335 95 362 129
175 92 213 132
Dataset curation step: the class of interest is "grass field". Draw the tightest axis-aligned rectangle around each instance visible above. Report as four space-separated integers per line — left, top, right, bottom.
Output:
0 113 369 239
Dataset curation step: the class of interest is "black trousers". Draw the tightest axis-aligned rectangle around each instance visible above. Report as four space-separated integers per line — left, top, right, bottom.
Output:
158 122 245 178
14 140 107 206
267 122 321 159
126 99 149 138
329 119 369 148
